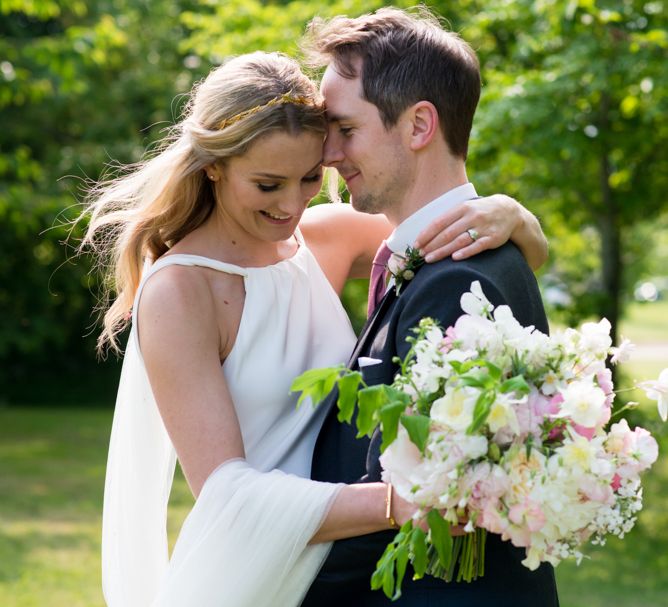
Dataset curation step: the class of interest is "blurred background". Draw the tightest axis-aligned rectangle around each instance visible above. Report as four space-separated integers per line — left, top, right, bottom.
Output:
1 0 666 605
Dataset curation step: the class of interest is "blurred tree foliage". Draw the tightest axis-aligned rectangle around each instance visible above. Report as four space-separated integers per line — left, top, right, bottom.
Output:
455 0 668 344
1 0 666 402
0 0 195 400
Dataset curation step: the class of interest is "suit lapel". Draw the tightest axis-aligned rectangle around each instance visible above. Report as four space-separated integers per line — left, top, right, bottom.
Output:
347 287 397 366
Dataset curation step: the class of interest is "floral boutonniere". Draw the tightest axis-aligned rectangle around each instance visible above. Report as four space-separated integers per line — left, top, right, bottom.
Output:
387 246 425 295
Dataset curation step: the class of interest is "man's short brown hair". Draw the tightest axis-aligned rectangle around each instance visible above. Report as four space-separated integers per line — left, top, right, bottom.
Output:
304 7 481 159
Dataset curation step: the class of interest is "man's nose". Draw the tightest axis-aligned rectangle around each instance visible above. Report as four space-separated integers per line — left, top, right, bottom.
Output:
322 131 344 167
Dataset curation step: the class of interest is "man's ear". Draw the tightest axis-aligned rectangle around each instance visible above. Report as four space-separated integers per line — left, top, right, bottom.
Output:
407 101 439 151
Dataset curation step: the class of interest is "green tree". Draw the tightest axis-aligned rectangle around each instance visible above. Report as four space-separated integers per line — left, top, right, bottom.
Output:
455 0 668 344
0 0 196 398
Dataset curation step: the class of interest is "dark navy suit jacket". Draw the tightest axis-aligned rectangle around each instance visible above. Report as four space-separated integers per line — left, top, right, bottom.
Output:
302 242 560 607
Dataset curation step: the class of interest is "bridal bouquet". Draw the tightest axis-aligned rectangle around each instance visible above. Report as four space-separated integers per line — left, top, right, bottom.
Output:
292 281 663 600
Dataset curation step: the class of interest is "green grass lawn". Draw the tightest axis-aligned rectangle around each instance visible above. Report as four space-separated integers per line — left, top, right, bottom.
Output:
1 302 666 606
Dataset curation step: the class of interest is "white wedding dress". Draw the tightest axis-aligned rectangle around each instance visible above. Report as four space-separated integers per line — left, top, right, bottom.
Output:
102 235 357 607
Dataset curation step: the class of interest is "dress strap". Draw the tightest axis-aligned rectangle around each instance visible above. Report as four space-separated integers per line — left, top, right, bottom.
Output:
131 254 248 349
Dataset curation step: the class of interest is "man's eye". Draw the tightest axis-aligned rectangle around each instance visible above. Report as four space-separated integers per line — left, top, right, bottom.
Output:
257 183 279 192
339 127 353 137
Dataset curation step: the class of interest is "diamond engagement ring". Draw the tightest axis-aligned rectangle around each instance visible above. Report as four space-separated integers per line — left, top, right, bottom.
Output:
466 228 479 242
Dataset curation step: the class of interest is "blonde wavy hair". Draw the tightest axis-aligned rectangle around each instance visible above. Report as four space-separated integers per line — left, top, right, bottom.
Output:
81 52 325 354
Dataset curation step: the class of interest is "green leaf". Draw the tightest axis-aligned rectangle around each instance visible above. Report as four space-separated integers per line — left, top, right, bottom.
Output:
458 374 488 389
500 375 531 395
379 401 408 451
484 361 503 381
290 365 343 407
427 510 453 570
382 558 395 598
393 544 409 600
400 414 430 453
356 385 388 438
410 526 428 578
467 390 495 435
336 371 363 424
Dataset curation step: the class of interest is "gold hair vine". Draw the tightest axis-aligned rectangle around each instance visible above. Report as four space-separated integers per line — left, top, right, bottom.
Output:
218 93 313 130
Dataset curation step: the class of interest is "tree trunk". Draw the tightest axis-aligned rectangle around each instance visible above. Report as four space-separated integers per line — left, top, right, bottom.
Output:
597 89 622 386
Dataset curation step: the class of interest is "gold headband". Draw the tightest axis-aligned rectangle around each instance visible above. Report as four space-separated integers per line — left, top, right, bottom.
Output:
218 93 314 130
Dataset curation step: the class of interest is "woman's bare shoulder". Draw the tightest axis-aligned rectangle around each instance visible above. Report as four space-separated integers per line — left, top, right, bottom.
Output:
136 263 219 338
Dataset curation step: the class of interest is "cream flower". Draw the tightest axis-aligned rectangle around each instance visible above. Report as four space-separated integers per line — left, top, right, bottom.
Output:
487 393 521 435
557 381 607 428
431 386 479 431
387 253 407 276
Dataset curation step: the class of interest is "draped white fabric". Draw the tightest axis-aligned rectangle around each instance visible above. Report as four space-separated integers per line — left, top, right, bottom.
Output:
102 245 356 606
152 459 341 607
102 329 177 607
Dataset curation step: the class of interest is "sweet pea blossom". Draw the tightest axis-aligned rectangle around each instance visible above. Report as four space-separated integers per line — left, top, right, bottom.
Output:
610 337 636 365
638 368 668 422
607 419 659 476
580 318 613 354
556 381 607 428
460 280 493 316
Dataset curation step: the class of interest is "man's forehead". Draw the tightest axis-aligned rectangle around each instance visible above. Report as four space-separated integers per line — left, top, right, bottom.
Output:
321 65 362 111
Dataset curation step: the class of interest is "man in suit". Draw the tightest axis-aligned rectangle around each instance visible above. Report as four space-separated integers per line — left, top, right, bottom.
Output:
301 7 559 607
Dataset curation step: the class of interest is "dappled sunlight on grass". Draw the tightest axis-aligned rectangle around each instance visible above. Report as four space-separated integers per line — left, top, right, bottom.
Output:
0 408 194 606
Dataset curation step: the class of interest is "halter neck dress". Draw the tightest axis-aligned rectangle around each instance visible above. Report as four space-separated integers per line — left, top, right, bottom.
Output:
102 234 358 607
133 234 356 476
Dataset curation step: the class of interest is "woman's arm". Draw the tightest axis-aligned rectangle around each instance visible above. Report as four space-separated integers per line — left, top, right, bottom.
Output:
137 266 246 496
302 195 548 293
414 195 548 270
300 203 391 294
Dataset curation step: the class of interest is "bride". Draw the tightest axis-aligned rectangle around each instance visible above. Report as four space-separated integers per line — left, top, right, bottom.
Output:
82 51 547 606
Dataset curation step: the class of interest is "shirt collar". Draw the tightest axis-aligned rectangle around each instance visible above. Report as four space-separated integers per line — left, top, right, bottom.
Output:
386 183 478 255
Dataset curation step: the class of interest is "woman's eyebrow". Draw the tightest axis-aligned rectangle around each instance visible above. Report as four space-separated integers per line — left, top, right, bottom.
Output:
251 159 323 180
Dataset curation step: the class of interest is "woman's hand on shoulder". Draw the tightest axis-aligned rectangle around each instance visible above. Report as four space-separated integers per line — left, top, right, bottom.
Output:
414 194 548 270
137 265 245 497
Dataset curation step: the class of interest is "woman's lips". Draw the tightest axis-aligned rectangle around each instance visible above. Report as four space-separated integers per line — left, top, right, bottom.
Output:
259 210 292 225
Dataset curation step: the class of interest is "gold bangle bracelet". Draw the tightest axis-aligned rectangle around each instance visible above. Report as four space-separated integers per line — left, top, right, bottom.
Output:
385 483 400 529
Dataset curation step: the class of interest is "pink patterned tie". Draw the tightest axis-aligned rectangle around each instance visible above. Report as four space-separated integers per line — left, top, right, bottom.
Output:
367 241 393 316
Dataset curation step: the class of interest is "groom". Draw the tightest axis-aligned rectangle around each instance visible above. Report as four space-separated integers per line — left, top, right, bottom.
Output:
302 8 559 607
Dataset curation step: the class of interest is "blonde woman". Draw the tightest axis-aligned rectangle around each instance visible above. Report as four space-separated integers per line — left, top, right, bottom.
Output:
84 52 547 606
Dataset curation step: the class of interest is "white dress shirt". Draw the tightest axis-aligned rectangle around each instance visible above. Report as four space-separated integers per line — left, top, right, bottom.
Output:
386 182 478 255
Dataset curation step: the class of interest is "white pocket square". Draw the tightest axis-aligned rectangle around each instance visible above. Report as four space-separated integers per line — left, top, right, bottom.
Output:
358 356 383 368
